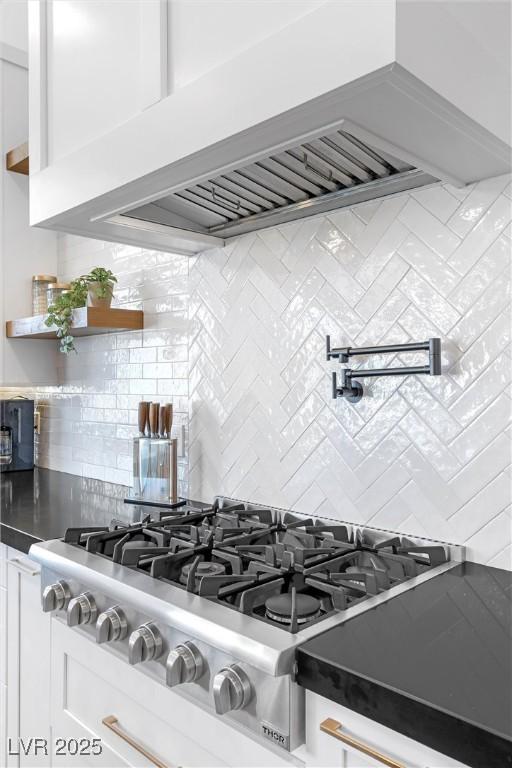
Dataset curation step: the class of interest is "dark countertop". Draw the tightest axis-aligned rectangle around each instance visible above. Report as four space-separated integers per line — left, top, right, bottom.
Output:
297 562 512 768
0 467 140 553
3 470 511 766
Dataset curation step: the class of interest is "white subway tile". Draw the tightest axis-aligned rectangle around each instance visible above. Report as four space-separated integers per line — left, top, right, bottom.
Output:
448 194 511 275
447 174 511 238
398 235 459 296
398 197 460 258
399 270 459 333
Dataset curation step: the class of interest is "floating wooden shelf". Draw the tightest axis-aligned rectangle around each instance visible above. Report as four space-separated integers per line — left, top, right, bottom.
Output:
6 141 29 175
6 307 144 339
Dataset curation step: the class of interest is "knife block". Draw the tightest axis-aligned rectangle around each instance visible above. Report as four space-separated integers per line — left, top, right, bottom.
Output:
132 437 178 503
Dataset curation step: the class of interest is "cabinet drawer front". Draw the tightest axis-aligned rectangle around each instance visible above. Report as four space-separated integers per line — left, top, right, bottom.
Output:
52 631 225 767
305 692 469 768
51 620 297 768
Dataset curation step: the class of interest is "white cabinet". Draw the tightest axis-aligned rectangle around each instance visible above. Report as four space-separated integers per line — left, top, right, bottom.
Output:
3 549 51 768
0 40 58 387
28 0 511 255
299 691 470 768
46 0 166 164
50 618 298 768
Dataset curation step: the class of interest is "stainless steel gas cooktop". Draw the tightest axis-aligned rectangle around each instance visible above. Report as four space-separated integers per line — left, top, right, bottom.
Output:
30 496 464 751
62 497 453 633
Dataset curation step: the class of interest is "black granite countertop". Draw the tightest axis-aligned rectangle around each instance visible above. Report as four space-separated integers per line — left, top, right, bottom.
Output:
0 468 139 553
297 562 512 768
3 470 511 766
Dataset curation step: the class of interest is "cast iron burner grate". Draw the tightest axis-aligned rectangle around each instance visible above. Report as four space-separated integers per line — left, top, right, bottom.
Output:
63 497 448 633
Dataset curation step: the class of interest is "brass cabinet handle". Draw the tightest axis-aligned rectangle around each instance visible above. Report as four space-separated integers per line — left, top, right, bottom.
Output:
102 715 172 768
320 718 406 768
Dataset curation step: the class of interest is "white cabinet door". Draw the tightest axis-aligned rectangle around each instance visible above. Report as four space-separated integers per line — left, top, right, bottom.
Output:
6 554 51 768
35 0 167 168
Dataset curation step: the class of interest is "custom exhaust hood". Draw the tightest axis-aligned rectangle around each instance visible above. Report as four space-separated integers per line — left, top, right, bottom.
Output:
110 127 437 241
29 1 510 255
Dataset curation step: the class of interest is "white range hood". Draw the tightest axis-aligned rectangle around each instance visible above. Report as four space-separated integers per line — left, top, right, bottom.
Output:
28 0 511 254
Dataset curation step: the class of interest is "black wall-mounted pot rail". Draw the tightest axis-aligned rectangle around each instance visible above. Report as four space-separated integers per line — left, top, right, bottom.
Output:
327 337 442 403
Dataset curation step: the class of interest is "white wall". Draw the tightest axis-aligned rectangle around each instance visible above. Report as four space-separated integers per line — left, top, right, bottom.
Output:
1 176 511 568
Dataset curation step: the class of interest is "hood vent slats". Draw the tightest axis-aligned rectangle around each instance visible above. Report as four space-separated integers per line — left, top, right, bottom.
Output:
122 129 437 240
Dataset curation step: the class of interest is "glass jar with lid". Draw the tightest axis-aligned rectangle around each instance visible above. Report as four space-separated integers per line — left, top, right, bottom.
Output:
32 275 57 315
47 282 71 307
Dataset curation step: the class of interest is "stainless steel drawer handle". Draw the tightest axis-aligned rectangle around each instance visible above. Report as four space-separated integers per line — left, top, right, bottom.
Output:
102 715 172 768
320 718 406 768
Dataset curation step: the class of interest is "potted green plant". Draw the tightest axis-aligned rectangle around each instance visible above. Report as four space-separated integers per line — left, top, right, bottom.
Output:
86 267 117 309
45 268 117 354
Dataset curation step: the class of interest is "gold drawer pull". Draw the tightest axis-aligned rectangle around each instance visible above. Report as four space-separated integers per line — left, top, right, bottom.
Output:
102 715 171 768
320 718 406 768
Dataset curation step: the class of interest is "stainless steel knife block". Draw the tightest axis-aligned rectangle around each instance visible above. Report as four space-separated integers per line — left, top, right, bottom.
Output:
132 437 178 503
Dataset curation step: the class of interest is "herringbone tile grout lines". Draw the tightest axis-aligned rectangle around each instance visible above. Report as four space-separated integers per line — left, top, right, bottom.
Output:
189 176 512 567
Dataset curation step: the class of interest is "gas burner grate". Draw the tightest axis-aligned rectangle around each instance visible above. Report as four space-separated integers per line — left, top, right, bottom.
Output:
63 496 449 633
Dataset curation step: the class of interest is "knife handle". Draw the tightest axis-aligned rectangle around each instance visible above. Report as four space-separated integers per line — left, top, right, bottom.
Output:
138 402 149 436
165 403 173 438
159 405 167 439
149 402 160 438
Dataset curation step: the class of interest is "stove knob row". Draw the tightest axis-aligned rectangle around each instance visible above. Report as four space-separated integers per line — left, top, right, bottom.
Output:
96 606 128 644
42 580 71 613
128 622 163 665
166 642 204 687
212 664 252 715
67 592 98 627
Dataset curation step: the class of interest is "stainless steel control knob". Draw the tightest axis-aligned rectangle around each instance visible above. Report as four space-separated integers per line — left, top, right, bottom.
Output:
128 622 163 665
212 664 252 715
166 641 205 687
42 580 71 613
66 592 98 627
96 606 128 644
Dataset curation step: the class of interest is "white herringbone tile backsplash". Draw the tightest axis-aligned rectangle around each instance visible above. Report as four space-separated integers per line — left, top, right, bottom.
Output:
2 176 511 567
188 176 512 567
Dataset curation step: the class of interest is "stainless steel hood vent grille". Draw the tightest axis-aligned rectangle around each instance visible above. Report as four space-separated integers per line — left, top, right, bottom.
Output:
122 129 437 240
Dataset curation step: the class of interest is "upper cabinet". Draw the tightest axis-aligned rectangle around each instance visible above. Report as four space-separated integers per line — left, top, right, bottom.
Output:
1 9 59 387
28 0 512 255
45 0 167 164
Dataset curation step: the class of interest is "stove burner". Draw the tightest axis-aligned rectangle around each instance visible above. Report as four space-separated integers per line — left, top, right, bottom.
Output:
180 561 226 585
265 593 321 625
64 496 449 633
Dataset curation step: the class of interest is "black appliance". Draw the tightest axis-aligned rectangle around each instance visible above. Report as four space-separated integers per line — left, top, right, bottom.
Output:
0 399 34 472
